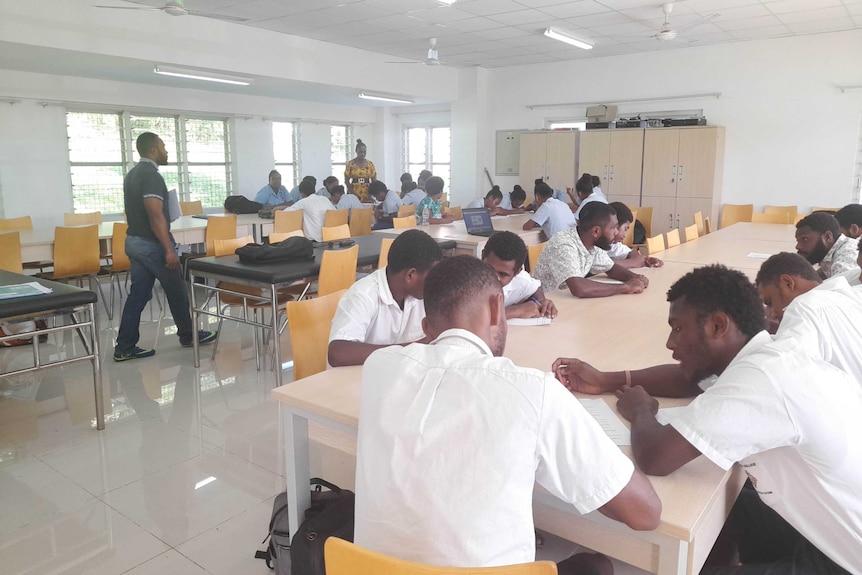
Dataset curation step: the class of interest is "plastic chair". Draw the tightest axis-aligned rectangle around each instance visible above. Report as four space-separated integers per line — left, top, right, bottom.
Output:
623 209 638 247
102 222 131 318
269 230 305 243
393 216 416 229
180 200 203 215
286 289 346 380
0 231 23 273
752 212 791 224
205 214 238 256
645 234 665 255
64 212 103 225
378 238 394 269
635 206 653 242
36 225 109 313
763 205 797 223
693 211 705 236
322 224 351 242
274 209 304 233
349 207 373 237
440 192 449 207
810 207 841 214
324 537 558 575
398 205 416 218
665 228 681 248
318 245 359 296
704 216 712 234
324 210 349 228
683 223 699 243
720 204 753 229
527 242 546 273
444 205 463 220
0 216 33 230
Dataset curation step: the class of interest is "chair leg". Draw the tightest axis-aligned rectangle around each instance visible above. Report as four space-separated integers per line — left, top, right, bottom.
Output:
89 275 113 321
210 315 225 361
252 309 261 371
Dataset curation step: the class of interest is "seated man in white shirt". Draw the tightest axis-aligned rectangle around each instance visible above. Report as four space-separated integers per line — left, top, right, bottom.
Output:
327 229 442 367
329 184 363 212
795 212 859 279
532 202 649 298
481 231 557 319
370 180 401 230
354 255 661 572
522 182 576 240
606 202 663 269
283 177 335 242
553 265 862 574
465 186 504 215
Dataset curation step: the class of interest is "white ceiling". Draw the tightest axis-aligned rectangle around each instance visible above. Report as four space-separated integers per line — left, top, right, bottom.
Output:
114 0 862 67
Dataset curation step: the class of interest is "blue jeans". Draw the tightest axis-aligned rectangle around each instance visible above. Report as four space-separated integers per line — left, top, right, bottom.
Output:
115 235 193 353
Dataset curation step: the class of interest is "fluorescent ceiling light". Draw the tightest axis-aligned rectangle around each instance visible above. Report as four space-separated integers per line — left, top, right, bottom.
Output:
544 27 593 50
194 476 217 490
437 0 457 4
358 92 415 104
154 65 253 86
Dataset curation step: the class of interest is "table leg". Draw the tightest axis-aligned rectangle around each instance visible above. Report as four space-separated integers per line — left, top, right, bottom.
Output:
191 277 200 368
282 404 310 536
271 284 282 387
656 538 688 575
89 302 105 430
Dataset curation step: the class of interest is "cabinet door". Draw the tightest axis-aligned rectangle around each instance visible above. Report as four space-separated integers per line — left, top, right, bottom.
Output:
578 130 611 183
641 129 680 198
608 129 644 198
545 131 577 191
676 128 719 200
675 197 714 233
519 133 547 191
641 195 678 236
609 194 641 208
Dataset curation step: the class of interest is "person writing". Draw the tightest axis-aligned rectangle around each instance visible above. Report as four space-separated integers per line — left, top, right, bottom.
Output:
607 202 663 269
370 180 401 229
344 139 376 202
481 231 556 319
464 186 504 215
522 182 575 240
330 185 363 213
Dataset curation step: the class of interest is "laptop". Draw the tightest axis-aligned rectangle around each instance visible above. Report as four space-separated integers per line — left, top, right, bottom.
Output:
462 208 498 238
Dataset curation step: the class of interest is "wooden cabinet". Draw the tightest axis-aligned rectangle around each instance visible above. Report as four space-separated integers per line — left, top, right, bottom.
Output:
519 131 577 194
578 129 645 200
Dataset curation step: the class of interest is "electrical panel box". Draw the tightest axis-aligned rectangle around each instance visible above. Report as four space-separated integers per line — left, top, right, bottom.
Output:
495 130 523 176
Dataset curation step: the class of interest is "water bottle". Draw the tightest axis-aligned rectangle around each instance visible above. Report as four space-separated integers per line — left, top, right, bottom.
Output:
421 206 430 227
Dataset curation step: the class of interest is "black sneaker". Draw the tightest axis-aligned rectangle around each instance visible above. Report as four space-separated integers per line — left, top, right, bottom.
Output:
180 330 218 347
113 347 156 362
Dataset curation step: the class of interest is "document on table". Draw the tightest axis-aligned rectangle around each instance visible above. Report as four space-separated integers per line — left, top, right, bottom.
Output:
747 252 773 259
507 317 553 326
579 399 631 445
0 282 53 300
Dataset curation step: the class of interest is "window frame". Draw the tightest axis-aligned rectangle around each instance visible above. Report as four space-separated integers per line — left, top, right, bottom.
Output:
272 120 299 190
331 124 353 180
402 124 451 190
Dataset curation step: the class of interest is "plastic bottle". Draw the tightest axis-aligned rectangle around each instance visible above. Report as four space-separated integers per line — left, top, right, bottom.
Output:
421 206 430 227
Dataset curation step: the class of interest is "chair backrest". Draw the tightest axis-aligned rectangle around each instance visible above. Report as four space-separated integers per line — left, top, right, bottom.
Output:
645 233 665 256
440 192 449 207
324 209 349 228
205 214 238 256
693 211 705 236
665 228 681 248
444 205 463 220
635 206 653 239
393 216 417 229
349 207 373 237
751 212 791 224
720 204 753 228
527 242 546 273
398 204 416 218
269 230 305 243
64 212 102 226
763 205 797 223
286 290 347 381
683 223 699 243
274 209 304 233
324 537 558 575
180 200 204 215
111 222 131 272
53 225 101 278
318 245 359 296
0 216 33 231
704 216 712 234
321 224 351 242
213 235 255 256
378 238 394 269
623 209 638 247
810 206 841 214
0 231 23 273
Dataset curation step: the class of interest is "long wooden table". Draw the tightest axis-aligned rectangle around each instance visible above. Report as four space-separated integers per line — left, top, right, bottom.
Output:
660 223 796 270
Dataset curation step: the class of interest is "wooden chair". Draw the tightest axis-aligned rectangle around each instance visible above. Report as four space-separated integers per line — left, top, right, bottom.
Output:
623 209 638 247
378 238 394 269
64 212 103 225
693 211 705 236
683 223 699 243
36 225 109 313
704 216 712 234
0 231 23 273
286 290 346 380
269 230 305 243
398 205 416 218
666 228 681 248
318 245 359 296
810 207 841 214
636 206 653 240
527 242 546 273
274 209 304 233
645 234 665 255
393 216 416 229
752 212 791 224
763 205 797 223
440 192 449 208
180 200 203 215
720 204 753 229
324 209 349 228
349 207 373 237
102 222 131 318
324 537 557 575
205 214 238 256
0 216 33 230
322 224 351 242
443 205 463 220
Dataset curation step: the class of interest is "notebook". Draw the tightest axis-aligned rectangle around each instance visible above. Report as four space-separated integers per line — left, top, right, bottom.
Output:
462 208 498 237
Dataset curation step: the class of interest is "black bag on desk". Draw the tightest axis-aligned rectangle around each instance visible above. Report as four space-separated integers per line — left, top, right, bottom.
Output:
236 237 314 264
224 195 263 214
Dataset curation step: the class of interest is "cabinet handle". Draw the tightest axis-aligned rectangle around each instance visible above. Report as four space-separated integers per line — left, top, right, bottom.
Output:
668 214 673 229
679 165 684 182
671 164 676 183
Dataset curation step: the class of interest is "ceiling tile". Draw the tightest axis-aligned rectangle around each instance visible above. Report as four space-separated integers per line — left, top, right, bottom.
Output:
764 0 846 14
314 3 395 21
712 4 775 21
407 6 476 24
364 0 438 10
488 8 555 25
371 14 430 30
512 0 578 7
783 17 857 33
506 34 555 47
621 4 695 21
474 26 532 40
442 16 507 32
596 0 669 8
538 1 612 19
590 21 653 36
727 24 794 38
565 11 637 27
716 14 785 30
211 0 311 20
458 0 530 16
684 0 762 12
776 6 851 23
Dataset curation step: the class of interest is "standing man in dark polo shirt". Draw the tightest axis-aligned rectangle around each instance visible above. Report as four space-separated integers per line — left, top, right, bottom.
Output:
114 132 217 361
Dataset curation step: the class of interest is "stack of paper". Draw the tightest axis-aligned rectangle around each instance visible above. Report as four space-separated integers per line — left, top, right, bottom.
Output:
0 282 53 300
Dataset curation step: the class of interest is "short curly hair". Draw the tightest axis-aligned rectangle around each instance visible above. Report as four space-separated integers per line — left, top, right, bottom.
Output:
835 204 862 231
423 256 502 323
667 265 765 339
755 252 820 286
481 231 528 270
609 202 633 225
796 212 839 237
387 229 443 273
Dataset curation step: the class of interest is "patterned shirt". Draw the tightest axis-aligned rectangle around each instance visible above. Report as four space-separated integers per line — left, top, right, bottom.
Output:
415 196 443 224
532 227 614 292
344 160 377 203
819 234 859 278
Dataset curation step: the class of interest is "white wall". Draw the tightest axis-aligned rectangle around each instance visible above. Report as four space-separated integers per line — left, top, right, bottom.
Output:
485 30 862 213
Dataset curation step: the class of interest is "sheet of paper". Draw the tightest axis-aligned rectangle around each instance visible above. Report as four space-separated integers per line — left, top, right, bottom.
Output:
0 282 53 300
506 316 553 326
578 399 631 446
746 252 773 259
167 189 181 222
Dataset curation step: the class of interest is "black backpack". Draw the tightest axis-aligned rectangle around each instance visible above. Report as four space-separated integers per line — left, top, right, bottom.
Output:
224 195 264 214
235 237 314 264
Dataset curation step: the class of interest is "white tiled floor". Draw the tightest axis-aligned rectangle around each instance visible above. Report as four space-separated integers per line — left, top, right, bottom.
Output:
0 285 648 575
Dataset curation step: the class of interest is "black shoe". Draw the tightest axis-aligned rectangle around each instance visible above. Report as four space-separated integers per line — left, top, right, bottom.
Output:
180 330 218 347
113 347 156 362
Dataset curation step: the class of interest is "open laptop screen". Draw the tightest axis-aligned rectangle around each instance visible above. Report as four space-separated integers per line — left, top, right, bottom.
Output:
462 208 493 233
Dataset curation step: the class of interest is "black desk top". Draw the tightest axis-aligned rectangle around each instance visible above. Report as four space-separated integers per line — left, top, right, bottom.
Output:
0 270 97 319
187 235 456 285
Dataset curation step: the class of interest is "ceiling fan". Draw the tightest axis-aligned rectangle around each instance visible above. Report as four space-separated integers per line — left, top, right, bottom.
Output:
386 38 443 66
652 3 719 42
93 0 248 22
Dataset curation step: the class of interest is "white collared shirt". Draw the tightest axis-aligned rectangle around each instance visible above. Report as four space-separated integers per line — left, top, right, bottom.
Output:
532 227 614 292
819 234 859 278
465 198 485 209
607 241 632 259
661 332 862 572
335 193 363 212
531 197 576 240
381 189 402 216
503 270 541 307
328 268 425 346
836 266 861 286
402 188 427 206
284 194 335 242
573 193 609 223
354 328 634 568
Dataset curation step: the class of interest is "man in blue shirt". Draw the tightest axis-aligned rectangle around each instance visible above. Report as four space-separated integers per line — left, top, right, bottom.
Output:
254 170 292 207
331 185 364 212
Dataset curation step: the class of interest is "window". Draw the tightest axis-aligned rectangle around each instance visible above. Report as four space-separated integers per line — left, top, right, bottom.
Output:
404 126 451 191
331 125 352 179
273 121 298 189
66 111 232 213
